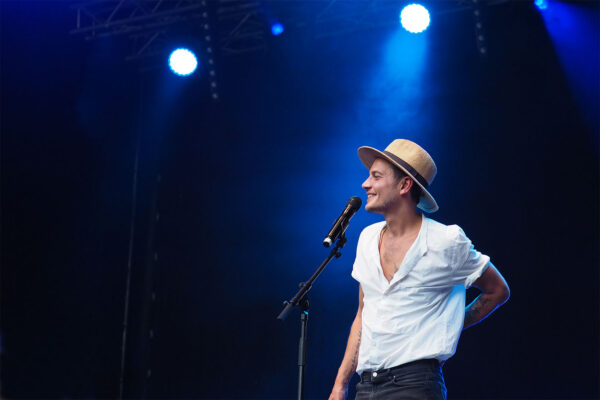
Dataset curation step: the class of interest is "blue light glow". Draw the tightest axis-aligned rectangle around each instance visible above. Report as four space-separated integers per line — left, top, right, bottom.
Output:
359 29 428 135
400 4 430 33
271 22 284 36
534 0 548 11
168 48 198 76
538 0 599 145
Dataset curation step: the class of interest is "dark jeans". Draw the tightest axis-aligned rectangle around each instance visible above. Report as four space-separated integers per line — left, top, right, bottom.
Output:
355 359 447 400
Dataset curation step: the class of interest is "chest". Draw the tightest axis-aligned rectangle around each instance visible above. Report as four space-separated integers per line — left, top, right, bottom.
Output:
379 233 418 282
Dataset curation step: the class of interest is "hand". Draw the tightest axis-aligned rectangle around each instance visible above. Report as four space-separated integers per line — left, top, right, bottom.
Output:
328 385 348 400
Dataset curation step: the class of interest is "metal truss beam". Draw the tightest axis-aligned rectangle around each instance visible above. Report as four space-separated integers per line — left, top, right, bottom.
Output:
70 0 206 60
216 1 266 55
71 0 204 37
71 0 510 61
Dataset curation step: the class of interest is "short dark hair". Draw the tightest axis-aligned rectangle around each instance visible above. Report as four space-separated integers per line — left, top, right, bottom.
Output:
392 166 422 206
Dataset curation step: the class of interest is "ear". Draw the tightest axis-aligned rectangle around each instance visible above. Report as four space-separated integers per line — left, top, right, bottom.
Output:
398 177 414 196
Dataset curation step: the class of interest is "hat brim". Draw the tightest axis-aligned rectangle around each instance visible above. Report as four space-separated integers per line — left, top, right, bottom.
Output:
358 146 439 213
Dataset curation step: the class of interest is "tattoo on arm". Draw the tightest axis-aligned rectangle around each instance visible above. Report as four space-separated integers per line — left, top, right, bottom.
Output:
464 295 492 328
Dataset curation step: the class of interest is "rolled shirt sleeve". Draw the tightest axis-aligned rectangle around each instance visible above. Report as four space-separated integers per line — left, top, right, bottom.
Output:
351 228 367 283
450 226 490 288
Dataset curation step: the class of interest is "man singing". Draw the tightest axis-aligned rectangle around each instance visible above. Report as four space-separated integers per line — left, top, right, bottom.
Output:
329 139 510 400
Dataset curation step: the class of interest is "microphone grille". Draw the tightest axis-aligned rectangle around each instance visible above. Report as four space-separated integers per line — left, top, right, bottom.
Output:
347 196 362 210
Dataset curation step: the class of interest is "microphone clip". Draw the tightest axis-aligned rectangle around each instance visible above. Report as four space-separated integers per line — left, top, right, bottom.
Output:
334 235 347 257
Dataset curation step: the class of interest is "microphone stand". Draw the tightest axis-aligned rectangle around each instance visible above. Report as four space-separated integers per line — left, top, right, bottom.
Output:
277 234 347 400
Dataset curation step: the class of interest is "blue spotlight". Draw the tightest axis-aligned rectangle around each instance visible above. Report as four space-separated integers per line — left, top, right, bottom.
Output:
271 22 284 36
168 48 198 76
534 0 548 10
400 4 430 33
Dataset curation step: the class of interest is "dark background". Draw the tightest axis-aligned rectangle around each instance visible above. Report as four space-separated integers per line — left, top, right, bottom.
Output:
1 0 599 399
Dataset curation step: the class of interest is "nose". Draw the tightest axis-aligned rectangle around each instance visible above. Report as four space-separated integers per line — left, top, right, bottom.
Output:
362 176 371 190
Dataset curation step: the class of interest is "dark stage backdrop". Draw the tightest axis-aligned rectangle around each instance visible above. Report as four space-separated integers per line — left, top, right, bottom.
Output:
1 1 598 399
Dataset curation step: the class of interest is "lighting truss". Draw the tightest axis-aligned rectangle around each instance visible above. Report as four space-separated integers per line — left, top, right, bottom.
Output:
70 0 206 60
216 1 266 56
71 0 511 60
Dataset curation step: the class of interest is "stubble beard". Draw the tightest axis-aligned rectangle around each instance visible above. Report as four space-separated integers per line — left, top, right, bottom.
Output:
365 197 390 215
365 191 404 215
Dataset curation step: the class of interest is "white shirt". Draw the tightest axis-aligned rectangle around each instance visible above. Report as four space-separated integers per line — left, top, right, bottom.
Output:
351 214 490 374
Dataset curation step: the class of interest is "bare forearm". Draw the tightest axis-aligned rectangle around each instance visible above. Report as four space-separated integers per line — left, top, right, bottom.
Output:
333 314 362 389
464 263 510 329
463 291 509 329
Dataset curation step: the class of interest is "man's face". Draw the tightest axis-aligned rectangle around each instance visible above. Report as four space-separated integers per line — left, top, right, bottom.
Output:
362 158 403 214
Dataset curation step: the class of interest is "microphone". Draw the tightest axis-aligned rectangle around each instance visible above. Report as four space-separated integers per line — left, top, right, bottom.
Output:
323 196 362 247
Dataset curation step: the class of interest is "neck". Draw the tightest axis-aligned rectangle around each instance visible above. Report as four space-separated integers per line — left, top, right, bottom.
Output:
383 205 422 237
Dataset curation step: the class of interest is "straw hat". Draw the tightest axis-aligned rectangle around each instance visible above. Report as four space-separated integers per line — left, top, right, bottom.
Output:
358 139 438 213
